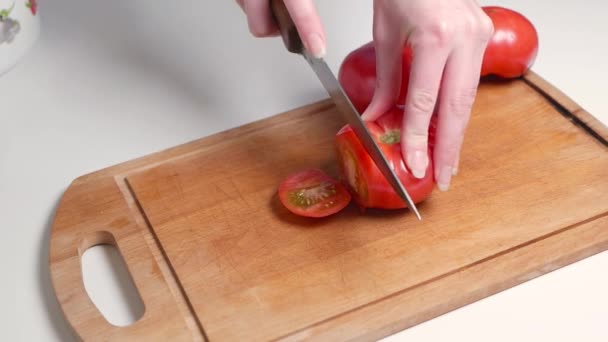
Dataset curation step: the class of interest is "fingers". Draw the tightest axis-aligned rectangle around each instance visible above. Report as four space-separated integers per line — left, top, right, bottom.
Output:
433 46 485 190
452 152 461 176
433 10 493 190
284 0 326 57
401 45 449 179
240 0 325 57
243 0 279 37
361 9 405 121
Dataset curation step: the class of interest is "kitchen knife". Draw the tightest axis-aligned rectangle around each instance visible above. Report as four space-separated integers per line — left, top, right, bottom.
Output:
269 0 422 220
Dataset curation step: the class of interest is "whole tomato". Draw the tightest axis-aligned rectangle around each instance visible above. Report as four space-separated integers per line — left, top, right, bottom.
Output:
335 108 435 210
481 6 539 78
338 42 413 114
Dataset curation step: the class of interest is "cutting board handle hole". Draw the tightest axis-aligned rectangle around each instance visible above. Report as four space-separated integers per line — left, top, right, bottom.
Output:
81 243 145 327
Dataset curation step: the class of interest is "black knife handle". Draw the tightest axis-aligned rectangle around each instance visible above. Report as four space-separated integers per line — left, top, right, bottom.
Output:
270 0 304 54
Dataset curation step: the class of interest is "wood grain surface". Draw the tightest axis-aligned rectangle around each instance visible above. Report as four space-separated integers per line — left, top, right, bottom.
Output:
49 72 608 341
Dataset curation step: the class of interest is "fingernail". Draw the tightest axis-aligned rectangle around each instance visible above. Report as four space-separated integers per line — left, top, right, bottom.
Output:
306 33 326 58
437 166 452 191
407 150 428 179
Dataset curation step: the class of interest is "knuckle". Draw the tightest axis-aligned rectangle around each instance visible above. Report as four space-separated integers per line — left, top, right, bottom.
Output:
417 20 455 47
409 90 437 115
457 14 494 42
438 144 460 162
462 15 478 35
446 142 462 157
447 88 477 118
435 136 462 157
372 28 390 46
449 13 476 36
478 15 495 42
372 22 394 48
404 129 429 147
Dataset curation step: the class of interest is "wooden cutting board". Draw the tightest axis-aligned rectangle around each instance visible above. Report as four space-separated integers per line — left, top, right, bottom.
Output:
49 72 608 342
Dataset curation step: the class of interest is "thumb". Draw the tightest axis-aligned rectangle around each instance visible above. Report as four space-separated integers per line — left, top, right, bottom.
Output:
284 0 326 58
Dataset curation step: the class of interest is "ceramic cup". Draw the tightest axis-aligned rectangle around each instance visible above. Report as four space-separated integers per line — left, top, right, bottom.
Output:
0 0 39 75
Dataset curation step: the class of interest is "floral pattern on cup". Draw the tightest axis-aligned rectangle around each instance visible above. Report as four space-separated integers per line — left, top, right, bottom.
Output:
1 0 37 45
26 0 35 15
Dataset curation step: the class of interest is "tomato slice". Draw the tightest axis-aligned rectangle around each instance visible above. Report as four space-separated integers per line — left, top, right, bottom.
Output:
278 169 352 218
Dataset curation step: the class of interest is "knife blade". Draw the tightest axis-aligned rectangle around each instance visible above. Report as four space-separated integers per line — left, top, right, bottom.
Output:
269 0 422 220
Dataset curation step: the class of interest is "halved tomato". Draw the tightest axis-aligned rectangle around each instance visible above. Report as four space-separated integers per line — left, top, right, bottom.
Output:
335 108 435 210
338 42 413 113
278 169 352 218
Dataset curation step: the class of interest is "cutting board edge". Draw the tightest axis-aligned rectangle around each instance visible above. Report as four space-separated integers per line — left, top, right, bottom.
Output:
523 71 608 146
48 176 207 341
277 213 608 342
66 71 607 187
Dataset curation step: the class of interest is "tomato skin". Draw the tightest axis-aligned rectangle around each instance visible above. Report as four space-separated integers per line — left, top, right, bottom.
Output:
428 113 438 152
278 169 352 218
338 42 413 113
335 108 435 210
481 6 539 78
376 106 437 151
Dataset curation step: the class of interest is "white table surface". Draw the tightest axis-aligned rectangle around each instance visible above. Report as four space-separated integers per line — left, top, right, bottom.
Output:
1 0 607 341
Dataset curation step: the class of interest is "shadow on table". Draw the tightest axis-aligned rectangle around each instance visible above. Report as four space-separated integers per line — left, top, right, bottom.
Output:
38 191 77 342
40 193 146 341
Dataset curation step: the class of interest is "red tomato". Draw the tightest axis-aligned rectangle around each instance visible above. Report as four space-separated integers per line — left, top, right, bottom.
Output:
338 6 538 108
481 6 539 78
338 42 413 113
335 108 435 210
428 113 438 152
278 169 352 218
384 105 438 151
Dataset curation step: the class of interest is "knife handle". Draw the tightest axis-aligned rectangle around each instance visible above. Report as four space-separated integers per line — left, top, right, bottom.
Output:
270 0 304 54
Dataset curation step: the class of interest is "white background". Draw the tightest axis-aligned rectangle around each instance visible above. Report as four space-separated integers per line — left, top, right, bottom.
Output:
1 0 607 341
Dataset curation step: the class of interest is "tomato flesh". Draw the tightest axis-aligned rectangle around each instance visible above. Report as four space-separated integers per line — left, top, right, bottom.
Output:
336 108 435 210
278 169 351 218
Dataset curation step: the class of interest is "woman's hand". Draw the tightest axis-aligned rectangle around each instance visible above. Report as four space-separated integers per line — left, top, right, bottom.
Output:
361 0 494 191
238 0 493 192
235 0 327 58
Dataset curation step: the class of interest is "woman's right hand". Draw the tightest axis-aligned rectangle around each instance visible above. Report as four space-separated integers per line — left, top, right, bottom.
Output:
235 0 327 58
